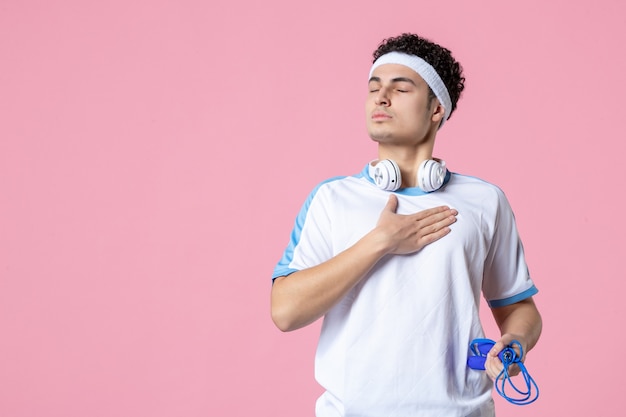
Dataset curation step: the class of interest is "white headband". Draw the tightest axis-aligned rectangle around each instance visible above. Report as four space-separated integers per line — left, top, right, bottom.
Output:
369 51 452 127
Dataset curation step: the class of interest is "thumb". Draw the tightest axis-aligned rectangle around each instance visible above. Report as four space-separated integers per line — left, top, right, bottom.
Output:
383 194 398 214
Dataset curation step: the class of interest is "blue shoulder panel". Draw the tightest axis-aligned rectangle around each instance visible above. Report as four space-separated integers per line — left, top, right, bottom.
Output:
272 176 346 281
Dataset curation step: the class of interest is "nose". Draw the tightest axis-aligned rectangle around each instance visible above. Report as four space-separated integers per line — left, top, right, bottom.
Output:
374 87 389 106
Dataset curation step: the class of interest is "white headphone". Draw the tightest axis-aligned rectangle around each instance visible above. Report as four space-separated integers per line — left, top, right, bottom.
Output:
368 159 448 192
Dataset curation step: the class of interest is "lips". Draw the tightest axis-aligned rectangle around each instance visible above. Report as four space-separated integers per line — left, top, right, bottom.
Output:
371 111 392 120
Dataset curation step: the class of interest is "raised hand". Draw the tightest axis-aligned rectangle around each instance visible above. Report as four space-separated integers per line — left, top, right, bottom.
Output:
374 194 458 255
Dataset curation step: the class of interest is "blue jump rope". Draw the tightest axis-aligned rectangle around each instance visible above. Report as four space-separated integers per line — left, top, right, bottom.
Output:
467 338 539 405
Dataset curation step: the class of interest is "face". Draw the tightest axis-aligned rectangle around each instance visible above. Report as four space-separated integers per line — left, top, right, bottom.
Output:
366 64 443 146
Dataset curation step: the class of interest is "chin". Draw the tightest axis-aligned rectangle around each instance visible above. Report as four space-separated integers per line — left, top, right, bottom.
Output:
368 131 397 143
367 127 391 142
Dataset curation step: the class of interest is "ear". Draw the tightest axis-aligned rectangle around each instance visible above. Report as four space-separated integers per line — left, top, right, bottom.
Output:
431 101 445 124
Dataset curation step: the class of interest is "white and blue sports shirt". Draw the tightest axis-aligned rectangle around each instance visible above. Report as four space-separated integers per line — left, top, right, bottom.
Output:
272 164 538 417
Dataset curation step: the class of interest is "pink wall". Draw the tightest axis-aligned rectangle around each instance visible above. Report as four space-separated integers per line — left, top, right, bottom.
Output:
1 0 624 416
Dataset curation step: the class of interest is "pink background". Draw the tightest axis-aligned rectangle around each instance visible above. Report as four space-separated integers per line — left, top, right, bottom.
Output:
1 0 624 416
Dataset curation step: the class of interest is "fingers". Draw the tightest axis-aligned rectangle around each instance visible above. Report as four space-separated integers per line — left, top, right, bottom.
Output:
407 207 456 250
494 335 525 361
415 206 458 236
484 355 502 380
485 353 522 379
485 337 525 379
413 206 459 221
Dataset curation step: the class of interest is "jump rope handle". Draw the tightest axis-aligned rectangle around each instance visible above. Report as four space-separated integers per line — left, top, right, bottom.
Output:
467 338 539 405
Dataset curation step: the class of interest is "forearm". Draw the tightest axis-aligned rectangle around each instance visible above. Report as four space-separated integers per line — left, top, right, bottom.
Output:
492 298 542 354
271 230 388 332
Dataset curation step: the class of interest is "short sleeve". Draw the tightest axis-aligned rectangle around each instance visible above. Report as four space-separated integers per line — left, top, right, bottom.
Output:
482 188 538 307
272 182 335 280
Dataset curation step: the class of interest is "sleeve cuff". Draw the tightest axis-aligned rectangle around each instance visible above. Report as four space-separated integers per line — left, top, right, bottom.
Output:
488 285 538 308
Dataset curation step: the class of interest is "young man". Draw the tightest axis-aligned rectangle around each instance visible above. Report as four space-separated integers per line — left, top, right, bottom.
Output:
271 33 542 417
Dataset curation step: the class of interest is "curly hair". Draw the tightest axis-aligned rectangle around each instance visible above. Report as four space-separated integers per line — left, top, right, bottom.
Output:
372 33 465 118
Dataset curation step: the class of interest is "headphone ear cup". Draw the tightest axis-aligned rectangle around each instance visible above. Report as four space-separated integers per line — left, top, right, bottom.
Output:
370 159 401 191
418 159 447 192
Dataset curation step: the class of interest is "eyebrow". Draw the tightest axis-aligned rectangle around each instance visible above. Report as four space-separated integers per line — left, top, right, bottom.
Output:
368 76 417 86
